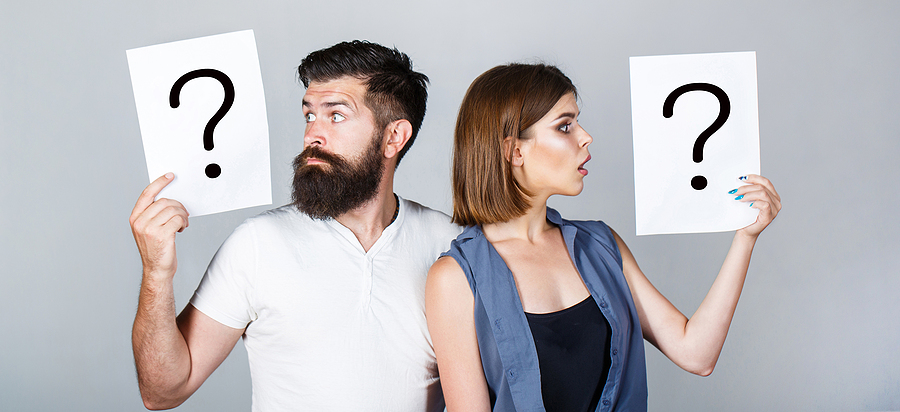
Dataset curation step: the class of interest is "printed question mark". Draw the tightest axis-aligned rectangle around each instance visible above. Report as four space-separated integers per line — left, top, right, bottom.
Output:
169 69 235 179
663 83 730 190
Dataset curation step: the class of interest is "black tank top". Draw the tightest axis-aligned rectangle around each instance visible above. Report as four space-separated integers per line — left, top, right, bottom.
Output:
525 295 612 412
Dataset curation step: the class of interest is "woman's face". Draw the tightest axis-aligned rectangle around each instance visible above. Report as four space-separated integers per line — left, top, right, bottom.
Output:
513 92 593 198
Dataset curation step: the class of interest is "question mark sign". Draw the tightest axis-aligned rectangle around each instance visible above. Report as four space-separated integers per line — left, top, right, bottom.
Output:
169 69 235 179
663 83 730 190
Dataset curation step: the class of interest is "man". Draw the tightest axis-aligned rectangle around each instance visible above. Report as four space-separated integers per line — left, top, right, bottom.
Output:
130 41 461 411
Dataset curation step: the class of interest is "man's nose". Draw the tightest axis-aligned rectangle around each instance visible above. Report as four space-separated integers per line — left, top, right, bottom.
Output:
304 119 326 147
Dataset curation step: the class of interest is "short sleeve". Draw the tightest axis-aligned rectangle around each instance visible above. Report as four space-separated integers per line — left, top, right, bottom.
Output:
189 220 258 329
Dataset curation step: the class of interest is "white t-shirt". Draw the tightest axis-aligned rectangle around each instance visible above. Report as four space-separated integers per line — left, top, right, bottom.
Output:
190 197 462 411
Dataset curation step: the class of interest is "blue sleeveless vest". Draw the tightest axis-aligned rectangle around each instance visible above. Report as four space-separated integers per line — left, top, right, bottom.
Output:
441 208 648 412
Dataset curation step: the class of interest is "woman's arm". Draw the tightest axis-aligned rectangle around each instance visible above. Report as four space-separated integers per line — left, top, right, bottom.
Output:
425 256 492 412
616 174 781 376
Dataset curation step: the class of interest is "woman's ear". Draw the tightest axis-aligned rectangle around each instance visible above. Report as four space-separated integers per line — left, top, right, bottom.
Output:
503 136 525 166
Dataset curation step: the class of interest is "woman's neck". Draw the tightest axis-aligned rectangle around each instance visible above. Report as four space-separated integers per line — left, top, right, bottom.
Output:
482 202 554 244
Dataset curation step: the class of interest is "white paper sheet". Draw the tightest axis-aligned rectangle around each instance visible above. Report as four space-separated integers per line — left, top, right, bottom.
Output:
127 29 271 217
629 51 760 235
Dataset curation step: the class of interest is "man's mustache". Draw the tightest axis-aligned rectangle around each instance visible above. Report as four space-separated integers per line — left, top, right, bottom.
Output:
298 146 345 167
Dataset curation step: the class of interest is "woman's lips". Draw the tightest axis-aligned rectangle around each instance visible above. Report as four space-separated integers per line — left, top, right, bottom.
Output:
578 155 591 175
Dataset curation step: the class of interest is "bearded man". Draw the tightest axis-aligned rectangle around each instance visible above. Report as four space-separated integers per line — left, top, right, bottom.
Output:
129 41 461 411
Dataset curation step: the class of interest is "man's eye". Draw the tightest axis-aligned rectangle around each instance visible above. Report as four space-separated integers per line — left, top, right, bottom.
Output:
305 113 316 122
332 113 346 122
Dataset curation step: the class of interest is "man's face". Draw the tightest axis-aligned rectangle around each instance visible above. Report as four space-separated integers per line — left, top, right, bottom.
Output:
300 77 380 164
291 77 386 219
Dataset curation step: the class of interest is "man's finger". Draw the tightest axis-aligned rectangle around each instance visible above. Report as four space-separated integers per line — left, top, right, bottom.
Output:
139 198 190 232
131 173 175 219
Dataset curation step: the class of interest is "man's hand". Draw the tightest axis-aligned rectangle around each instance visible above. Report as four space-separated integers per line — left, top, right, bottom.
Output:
130 173 243 409
130 173 189 280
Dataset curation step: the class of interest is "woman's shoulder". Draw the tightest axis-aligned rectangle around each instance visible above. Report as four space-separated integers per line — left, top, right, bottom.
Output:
548 208 614 238
427 255 474 299
550 209 623 265
435 226 488 295
430 255 465 277
568 219 614 239
442 225 485 255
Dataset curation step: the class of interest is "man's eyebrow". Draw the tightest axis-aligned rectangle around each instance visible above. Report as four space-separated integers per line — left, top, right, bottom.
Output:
323 100 354 110
301 99 355 111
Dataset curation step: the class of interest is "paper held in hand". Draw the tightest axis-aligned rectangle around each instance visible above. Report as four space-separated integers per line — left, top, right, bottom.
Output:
629 51 760 235
126 29 272 217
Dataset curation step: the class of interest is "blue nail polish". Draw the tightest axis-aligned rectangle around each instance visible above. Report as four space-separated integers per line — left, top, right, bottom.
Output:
735 195 744 200
749 202 754 207
728 189 738 194
739 176 747 181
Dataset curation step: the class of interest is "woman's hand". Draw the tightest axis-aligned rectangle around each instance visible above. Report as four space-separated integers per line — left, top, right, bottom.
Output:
733 174 781 238
618 174 780 375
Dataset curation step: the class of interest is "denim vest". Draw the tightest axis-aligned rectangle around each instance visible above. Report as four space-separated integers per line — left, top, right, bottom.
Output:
441 208 648 412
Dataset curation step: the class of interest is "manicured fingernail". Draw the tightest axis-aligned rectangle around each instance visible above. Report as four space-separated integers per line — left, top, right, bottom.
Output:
165 172 174 179
749 202 754 207
728 189 738 194
735 195 745 200
738 176 748 181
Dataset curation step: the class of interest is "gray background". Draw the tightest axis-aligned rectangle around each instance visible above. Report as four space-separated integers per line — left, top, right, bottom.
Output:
2 0 898 411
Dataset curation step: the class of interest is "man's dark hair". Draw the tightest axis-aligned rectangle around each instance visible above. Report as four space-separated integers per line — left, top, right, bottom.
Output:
297 40 429 167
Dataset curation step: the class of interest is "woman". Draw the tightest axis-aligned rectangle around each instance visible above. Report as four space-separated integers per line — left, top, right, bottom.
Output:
425 64 781 412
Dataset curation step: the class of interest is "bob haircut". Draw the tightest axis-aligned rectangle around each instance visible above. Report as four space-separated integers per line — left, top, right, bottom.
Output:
451 63 577 226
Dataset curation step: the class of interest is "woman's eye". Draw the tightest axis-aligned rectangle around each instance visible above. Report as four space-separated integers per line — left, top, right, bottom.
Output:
332 113 346 122
305 113 316 123
558 123 571 133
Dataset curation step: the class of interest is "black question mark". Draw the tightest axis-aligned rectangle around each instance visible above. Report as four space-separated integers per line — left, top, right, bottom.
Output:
663 83 730 190
169 69 235 179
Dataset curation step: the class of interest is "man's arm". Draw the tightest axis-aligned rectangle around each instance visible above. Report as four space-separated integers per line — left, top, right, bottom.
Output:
130 174 244 410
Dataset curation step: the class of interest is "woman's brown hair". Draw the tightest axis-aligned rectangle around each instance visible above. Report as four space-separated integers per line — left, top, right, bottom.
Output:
451 63 576 226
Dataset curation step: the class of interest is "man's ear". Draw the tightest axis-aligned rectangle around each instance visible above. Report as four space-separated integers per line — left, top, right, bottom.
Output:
383 119 413 159
503 136 524 167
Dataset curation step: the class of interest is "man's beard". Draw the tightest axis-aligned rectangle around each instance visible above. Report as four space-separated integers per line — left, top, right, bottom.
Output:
291 133 385 220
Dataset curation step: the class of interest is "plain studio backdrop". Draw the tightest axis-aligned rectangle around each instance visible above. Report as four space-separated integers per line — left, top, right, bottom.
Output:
1 1 898 411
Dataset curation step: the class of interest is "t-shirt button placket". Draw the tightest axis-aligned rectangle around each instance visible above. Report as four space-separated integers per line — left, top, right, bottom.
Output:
363 257 374 306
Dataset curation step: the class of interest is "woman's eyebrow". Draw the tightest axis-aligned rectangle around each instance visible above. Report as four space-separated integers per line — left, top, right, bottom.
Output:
554 111 579 121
